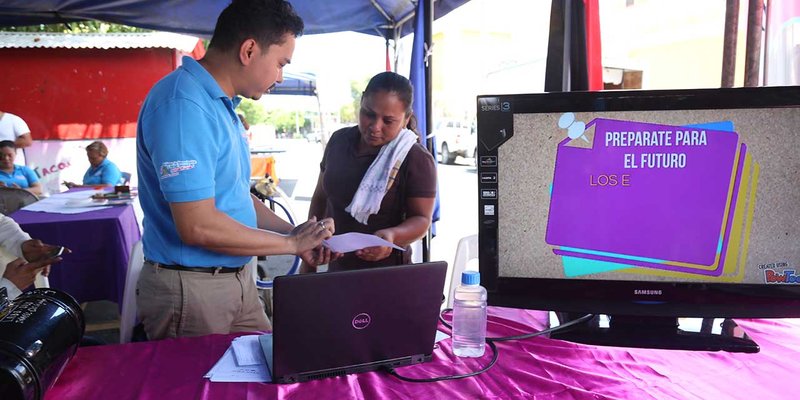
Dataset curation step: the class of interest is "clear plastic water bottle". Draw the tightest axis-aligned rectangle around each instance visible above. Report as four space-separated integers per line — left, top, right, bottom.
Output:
452 271 487 357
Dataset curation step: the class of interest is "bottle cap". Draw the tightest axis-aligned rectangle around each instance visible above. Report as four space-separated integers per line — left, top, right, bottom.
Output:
461 271 480 286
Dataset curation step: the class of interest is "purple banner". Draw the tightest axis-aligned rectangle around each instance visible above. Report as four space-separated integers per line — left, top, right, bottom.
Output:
545 118 739 265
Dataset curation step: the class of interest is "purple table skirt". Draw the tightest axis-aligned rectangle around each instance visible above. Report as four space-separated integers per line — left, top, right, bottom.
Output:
45 307 800 400
11 204 141 305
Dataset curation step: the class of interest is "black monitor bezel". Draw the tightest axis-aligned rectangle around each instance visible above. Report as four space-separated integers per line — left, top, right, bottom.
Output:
477 85 800 319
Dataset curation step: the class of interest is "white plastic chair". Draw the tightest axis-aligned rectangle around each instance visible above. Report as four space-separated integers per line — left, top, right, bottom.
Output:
119 240 144 344
446 234 478 309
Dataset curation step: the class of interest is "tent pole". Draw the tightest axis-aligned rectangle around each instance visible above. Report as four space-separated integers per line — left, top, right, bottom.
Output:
743 0 764 87
422 0 433 263
721 0 740 88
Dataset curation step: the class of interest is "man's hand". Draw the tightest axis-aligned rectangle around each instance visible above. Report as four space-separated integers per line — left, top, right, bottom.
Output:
288 217 335 255
355 229 395 262
2 256 62 291
21 239 71 263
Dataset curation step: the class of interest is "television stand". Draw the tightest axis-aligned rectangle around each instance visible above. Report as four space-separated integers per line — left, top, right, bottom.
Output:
548 313 760 353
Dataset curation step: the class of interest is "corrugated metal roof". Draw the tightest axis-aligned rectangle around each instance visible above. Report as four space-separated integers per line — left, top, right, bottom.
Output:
0 32 201 52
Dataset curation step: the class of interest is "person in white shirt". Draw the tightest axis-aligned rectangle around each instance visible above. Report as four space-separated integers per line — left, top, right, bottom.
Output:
0 111 33 149
0 111 33 166
0 215 66 299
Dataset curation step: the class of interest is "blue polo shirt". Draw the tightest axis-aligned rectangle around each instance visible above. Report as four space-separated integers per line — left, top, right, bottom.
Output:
83 158 123 186
0 164 39 188
136 56 254 267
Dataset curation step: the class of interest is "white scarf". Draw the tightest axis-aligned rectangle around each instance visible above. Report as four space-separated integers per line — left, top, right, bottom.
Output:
346 129 418 224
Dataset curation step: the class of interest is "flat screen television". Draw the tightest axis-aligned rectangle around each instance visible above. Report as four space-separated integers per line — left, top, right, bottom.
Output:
476 86 800 352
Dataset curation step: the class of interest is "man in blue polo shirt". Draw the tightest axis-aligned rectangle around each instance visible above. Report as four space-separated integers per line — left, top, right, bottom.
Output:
136 0 336 340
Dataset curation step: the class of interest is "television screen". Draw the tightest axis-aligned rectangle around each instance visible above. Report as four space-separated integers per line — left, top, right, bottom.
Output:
476 86 800 351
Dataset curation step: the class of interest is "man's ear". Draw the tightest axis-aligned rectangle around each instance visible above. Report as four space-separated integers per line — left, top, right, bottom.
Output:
239 39 257 65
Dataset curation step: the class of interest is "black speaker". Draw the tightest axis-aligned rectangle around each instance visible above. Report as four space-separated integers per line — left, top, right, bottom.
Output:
0 288 85 400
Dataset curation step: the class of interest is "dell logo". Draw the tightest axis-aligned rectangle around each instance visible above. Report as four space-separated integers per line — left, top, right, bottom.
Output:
352 313 371 329
634 289 663 295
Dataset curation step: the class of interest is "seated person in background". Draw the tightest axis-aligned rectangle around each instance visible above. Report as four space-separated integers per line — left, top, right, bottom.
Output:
64 141 122 188
0 140 42 196
0 214 67 299
304 71 437 272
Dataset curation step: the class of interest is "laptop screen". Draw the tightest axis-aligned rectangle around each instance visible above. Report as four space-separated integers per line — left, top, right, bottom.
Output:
267 261 448 383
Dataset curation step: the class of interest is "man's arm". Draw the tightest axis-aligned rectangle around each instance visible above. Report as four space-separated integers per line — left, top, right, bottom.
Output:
14 133 32 148
170 198 333 257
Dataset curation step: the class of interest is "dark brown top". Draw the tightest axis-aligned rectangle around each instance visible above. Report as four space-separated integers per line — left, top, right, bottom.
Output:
320 126 437 270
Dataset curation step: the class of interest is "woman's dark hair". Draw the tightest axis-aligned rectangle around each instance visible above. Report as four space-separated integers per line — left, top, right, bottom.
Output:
0 140 16 150
208 0 304 52
362 71 418 134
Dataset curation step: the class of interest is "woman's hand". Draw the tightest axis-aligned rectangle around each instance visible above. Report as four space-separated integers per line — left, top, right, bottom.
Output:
355 229 395 262
299 245 342 269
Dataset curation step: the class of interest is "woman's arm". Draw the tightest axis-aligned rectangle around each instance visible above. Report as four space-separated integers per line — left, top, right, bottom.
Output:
355 196 435 262
25 182 42 196
308 172 328 220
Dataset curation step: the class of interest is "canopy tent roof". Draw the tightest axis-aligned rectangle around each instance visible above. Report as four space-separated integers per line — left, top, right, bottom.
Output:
0 0 469 40
0 31 201 52
272 71 316 96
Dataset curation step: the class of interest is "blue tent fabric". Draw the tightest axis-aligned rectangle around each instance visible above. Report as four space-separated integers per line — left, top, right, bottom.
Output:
0 0 470 39
409 0 439 237
271 71 316 96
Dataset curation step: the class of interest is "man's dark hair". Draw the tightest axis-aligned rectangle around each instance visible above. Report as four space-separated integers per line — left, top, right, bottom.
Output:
209 0 304 52
0 140 15 150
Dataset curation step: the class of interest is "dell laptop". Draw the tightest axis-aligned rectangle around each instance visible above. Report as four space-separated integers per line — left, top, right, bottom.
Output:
260 261 448 383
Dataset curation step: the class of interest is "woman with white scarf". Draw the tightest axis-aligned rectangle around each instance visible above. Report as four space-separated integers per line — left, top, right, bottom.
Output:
304 72 437 272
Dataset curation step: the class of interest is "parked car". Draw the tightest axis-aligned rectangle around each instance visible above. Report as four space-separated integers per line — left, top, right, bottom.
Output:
432 119 476 164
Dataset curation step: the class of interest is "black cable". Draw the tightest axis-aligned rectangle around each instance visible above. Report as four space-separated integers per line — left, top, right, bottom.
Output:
385 340 499 383
387 308 593 383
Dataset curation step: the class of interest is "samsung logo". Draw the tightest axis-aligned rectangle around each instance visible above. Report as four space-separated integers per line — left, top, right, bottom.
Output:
634 289 663 295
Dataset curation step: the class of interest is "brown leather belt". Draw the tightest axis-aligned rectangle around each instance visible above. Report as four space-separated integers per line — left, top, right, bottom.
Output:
145 260 244 274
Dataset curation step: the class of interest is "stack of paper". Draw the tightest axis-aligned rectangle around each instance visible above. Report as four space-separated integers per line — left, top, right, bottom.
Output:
204 335 271 382
545 118 759 283
22 189 112 214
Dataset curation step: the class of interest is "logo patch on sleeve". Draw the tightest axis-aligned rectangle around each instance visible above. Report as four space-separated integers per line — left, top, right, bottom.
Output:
160 160 198 179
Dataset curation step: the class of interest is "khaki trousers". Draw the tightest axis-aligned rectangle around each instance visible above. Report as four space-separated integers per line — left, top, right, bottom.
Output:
136 261 270 340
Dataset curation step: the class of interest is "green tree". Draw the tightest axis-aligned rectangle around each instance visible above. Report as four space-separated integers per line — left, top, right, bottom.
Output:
237 99 268 126
339 77 370 124
339 102 356 124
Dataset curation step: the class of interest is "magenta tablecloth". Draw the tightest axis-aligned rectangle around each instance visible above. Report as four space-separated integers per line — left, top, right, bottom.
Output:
10 205 141 305
45 307 800 400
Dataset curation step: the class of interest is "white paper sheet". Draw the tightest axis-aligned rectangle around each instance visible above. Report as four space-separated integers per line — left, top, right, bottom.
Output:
231 335 263 366
323 232 405 253
21 190 112 214
205 346 270 383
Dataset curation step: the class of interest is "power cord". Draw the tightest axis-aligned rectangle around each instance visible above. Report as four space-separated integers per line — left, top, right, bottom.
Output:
385 309 594 383
385 339 499 383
